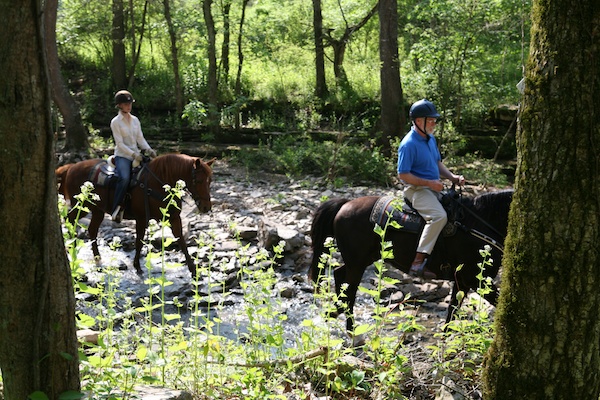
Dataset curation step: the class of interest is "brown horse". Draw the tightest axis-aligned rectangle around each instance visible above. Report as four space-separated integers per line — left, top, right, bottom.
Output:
310 189 513 332
57 153 214 275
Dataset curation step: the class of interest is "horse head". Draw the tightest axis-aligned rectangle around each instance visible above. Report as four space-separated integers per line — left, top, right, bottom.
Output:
189 157 215 213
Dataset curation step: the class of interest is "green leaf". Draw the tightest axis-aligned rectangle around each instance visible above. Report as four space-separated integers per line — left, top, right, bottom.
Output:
58 391 85 400
353 323 374 336
28 392 49 400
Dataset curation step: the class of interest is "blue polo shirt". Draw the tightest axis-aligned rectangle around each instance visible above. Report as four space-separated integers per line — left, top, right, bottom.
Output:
397 128 441 181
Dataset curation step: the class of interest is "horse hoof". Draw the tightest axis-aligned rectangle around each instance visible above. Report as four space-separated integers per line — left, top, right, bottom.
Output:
351 334 366 348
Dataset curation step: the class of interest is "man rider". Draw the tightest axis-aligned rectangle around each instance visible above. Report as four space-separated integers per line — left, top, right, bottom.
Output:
397 99 465 279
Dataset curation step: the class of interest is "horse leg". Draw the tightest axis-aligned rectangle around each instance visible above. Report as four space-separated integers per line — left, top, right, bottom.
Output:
133 221 147 276
88 209 105 263
170 216 195 275
333 265 361 333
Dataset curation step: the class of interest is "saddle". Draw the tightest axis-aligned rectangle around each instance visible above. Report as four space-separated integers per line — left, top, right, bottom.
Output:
369 189 461 237
87 159 145 189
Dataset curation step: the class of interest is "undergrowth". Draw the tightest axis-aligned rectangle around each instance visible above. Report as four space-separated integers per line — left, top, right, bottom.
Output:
42 183 497 399
229 135 511 189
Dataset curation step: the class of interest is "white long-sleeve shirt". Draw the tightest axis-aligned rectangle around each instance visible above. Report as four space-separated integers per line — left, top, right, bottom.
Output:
110 111 151 160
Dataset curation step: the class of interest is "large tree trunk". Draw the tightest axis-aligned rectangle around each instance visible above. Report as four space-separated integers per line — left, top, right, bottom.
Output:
203 0 220 134
378 0 402 156
483 0 600 398
163 0 184 119
44 0 90 153
0 0 80 398
313 0 328 99
112 0 127 89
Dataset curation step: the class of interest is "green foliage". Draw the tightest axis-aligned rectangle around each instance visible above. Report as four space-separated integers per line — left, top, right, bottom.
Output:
55 182 502 399
230 135 394 185
428 246 496 386
55 0 529 139
445 154 511 187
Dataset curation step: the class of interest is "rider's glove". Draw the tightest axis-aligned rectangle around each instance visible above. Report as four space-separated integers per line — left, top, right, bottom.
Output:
132 152 143 168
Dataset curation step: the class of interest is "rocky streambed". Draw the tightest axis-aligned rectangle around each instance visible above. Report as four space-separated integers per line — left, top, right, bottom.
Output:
71 161 496 399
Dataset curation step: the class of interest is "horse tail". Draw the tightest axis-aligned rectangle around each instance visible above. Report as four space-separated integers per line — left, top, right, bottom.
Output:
309 198 349 282
55 164 73 196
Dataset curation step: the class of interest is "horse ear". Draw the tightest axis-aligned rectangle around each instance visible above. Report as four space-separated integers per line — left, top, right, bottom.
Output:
206 157 216 167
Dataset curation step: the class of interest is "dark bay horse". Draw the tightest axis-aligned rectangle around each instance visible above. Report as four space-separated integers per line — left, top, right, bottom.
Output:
310 189 513 331
57 154 214 275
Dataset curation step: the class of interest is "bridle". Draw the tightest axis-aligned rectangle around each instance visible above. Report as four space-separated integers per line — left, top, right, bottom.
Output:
138 158 211 211
444 186 506 254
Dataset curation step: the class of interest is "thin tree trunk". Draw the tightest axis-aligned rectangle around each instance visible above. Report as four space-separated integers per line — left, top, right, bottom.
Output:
220 0 231 84
0 0 80 397
483 0 600 397
127 0 149 88
378 0 402 156
163 0 184 119
323 1 379 91
203 0 220 133
112 0 127 89
313 0 328 99
234 0 250 129
44 0 90 153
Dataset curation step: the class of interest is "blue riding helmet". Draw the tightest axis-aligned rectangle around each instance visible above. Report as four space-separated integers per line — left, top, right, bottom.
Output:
409 99 440 120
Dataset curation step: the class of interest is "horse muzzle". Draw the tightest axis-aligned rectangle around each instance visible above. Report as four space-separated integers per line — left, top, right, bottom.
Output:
195 200 212 213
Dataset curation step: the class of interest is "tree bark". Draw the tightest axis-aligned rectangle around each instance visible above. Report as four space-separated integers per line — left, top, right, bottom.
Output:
163 0 184 119
203 0 220 134
483 0 600 398
313 0 328 99
44 0 90 153
112 0 127 89
378 0 402 156
0 0 80 398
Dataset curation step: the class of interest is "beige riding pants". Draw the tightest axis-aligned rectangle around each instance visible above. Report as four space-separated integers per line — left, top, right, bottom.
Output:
403 185 447 255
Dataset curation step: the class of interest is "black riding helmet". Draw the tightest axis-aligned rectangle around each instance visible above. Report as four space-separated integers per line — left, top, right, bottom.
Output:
114 90 134 105
409 99 440 119
409 99 440 135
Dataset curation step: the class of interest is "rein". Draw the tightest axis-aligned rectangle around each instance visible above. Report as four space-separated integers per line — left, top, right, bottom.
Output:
137 158 206 216
445 187 506 253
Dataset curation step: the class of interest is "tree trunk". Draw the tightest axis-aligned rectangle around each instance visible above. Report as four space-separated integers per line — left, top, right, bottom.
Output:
323 1 379 92
0 0 80 398
44 0 90 153
163 0 184 119
127 0 149 88
220 0 231 85
483 0 600 398
378 0 402 156
313 0 328 99
203 0 220 134
234 0 250 129
112 0 127 89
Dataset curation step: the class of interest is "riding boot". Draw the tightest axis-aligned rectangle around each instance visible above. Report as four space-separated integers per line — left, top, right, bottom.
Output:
409 252 437 280
111 205 124 223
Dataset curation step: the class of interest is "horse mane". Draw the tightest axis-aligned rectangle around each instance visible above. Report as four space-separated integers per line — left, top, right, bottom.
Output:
148 153 196 184
460 189 514 236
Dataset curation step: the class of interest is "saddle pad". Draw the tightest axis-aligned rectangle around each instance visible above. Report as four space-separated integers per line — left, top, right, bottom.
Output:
369 196 423 233
87 160 145 188
88 160 115 187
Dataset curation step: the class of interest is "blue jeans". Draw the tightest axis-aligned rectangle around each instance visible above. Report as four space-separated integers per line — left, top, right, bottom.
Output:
113 156 132 213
